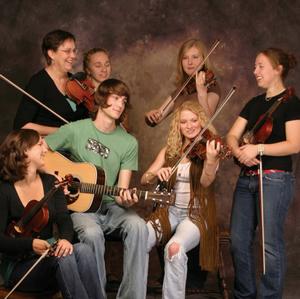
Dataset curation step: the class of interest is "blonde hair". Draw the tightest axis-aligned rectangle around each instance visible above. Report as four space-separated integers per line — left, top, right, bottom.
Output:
166 101 217 160
176 39 213 86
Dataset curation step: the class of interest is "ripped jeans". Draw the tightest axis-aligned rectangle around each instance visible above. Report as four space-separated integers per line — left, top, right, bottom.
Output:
147 206 200 299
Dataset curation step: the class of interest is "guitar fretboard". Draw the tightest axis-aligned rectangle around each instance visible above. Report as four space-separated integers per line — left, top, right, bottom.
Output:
72 182 148 200
70 181 174 204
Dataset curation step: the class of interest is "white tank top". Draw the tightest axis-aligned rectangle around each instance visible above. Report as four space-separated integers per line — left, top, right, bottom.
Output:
173 162 191 208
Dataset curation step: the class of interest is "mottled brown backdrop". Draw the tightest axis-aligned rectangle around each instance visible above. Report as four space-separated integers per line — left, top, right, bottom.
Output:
1 0 300 288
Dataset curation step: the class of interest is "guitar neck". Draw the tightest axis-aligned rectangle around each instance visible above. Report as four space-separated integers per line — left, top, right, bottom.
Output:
74 182 148 200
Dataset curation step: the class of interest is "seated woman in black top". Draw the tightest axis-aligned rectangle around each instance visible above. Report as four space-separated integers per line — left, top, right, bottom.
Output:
0 129 101 299
13 30 89 136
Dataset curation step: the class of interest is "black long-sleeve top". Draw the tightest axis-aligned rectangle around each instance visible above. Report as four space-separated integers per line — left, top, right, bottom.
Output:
0 173 74 256
13 69 89 129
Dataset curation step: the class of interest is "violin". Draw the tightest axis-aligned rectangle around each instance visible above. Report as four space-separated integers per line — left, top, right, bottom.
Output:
65 72 96 112
184 69 216 95
185 130 231 160
242 87 294 145
6 178 70 238
145 69 217 127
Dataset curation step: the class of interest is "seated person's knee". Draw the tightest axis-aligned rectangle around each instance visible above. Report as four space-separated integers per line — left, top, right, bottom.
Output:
166 242 180 259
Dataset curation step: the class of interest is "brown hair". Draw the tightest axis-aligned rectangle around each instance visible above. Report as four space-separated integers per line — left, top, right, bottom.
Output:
0 129 40 182
83 48 110 73
42 29 76 65
259 47 297 80
176 39 213 86
90 78 130 122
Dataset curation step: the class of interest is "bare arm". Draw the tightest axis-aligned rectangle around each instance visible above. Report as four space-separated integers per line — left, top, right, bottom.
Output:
226 116 248 157
196 71 220 117
200 140 220 188
22 122 58 137
141 147 167 184
145 96 174 126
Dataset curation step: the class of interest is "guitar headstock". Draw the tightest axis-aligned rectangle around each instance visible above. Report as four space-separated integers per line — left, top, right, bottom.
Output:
146 189 176 205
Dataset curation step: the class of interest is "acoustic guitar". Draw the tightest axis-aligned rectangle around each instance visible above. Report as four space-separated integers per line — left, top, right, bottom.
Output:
44 151 175 213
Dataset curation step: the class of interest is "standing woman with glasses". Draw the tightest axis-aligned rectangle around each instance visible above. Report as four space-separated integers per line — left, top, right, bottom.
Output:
227 48 300 298
14 29 89 136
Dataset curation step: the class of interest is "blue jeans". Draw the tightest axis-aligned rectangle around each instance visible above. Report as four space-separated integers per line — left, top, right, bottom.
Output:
71 201 149 299
230 172 294 299
8 243 102 299
147 206 200 299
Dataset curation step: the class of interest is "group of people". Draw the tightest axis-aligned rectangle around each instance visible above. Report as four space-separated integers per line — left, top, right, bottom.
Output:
0 28 299 299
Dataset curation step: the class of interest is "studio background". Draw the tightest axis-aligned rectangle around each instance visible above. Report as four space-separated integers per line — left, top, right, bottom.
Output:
1 0 300 294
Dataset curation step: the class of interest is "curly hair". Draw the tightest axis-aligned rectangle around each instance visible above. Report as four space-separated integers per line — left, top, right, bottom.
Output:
176 39 214 87
166 101 217 160
0 129 40 182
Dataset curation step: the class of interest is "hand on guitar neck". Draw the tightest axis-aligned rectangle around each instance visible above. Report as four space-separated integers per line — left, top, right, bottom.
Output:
115 188 139 208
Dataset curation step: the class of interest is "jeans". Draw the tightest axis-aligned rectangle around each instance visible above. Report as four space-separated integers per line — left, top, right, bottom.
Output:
71 201 149 299
147 206 200 299
230 172 295 299
8 243 102 299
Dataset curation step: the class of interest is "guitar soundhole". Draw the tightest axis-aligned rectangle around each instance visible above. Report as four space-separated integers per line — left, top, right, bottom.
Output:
66 177 80 204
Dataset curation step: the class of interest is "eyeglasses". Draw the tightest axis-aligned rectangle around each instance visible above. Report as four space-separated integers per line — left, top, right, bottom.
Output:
59 48 78 55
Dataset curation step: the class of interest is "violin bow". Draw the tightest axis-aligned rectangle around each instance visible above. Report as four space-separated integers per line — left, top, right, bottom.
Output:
0 73 69 124
258 152 266 275
161 39 221 114
169 85 237 178
4 241 58 299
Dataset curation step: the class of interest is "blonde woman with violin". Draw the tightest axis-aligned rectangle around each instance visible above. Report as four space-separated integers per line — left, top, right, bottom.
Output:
227 48 300 298
0 129 101 298
13 30 89 136
145 39 221 126
141 100 220 298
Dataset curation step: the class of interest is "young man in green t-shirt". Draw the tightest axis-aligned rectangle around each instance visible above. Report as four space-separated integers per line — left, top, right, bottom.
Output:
45 79 148 299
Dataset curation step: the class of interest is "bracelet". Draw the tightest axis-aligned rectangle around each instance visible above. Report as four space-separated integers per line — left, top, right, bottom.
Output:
257 144 265 156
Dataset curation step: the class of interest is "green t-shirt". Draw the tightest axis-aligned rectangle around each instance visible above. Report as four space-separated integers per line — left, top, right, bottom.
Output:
45 119 138 202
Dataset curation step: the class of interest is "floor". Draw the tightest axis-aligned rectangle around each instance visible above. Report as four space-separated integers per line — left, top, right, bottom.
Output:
106 264 300 299
107 271 223 298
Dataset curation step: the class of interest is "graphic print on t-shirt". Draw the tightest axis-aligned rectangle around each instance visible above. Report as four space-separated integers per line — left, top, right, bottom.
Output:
85 138 110 158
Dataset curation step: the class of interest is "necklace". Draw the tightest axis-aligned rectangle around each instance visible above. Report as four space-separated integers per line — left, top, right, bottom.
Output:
265 89 286 102
265 96 274 102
